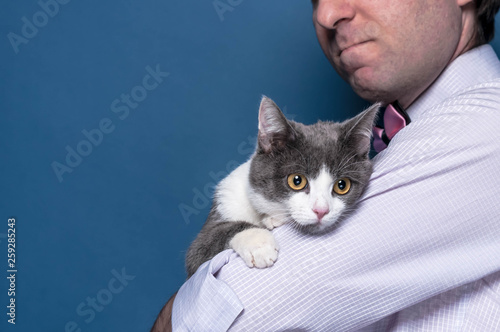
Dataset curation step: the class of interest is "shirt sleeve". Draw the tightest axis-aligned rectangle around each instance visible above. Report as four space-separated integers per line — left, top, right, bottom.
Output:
173 96 500 331
172 249 244 332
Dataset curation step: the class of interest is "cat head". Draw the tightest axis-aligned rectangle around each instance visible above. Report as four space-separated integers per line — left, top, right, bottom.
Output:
249 96 379 233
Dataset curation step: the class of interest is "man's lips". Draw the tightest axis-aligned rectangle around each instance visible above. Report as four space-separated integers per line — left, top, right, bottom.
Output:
336 40 374 72
338 40 371 56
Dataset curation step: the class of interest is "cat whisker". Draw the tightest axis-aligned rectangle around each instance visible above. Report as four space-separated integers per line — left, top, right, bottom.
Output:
341 170 370 176
289 146 307 165
337 153 358 171
340 160 368 168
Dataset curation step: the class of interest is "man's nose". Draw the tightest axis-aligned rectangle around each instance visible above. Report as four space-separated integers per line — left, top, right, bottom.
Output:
314 0 355 29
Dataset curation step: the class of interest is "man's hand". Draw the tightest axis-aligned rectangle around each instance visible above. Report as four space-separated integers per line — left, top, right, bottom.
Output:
151 292 177 332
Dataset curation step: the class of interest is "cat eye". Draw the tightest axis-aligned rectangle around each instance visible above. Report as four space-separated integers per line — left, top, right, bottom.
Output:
287 174 308 191
333 178 351 195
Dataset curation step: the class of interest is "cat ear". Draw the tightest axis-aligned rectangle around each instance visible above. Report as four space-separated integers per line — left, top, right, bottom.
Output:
257 96 294 154
342 102 381 156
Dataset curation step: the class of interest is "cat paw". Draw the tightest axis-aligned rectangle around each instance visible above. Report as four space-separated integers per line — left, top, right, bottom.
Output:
262 215 288 230
229 228 279 268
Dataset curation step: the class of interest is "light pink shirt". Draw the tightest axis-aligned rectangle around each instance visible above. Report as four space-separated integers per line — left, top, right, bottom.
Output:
173 44 500 331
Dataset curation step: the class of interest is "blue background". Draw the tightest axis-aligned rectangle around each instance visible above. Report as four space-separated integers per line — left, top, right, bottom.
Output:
1 1 500 331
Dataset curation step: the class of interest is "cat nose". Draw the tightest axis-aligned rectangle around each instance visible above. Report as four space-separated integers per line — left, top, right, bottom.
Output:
313 206 330 221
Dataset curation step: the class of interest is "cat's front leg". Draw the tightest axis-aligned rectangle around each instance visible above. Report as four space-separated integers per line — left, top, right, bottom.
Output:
261 215 288 230
229 228 280 268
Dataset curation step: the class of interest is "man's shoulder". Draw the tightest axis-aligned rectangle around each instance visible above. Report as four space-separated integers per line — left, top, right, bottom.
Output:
454 76 500 102
422 77 500 125
384 82 500 169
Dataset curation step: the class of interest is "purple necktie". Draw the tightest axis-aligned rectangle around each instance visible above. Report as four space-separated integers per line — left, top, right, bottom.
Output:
372 103 411 153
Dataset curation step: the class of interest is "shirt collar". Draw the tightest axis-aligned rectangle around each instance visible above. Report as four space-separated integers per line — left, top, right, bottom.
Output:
406 44 500 121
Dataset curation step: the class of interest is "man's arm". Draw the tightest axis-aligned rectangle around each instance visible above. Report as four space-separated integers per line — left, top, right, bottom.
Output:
151 292 176 332
172 93 500 330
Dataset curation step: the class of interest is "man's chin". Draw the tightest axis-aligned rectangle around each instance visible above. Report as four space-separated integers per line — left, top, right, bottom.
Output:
352 86 388 104
350 76 395 105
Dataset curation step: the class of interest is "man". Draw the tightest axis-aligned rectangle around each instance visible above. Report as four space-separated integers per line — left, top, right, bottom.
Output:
153 0 500 330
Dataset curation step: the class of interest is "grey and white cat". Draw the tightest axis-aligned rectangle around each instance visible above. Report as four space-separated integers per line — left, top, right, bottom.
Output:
186 96 379 277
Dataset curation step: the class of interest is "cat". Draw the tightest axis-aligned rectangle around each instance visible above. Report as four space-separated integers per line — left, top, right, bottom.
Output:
185 96 379 277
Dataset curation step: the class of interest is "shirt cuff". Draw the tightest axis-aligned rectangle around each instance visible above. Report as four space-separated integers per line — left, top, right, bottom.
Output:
172 249 244 332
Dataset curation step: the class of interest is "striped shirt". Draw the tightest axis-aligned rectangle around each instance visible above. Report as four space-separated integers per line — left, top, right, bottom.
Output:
172 44 500 331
